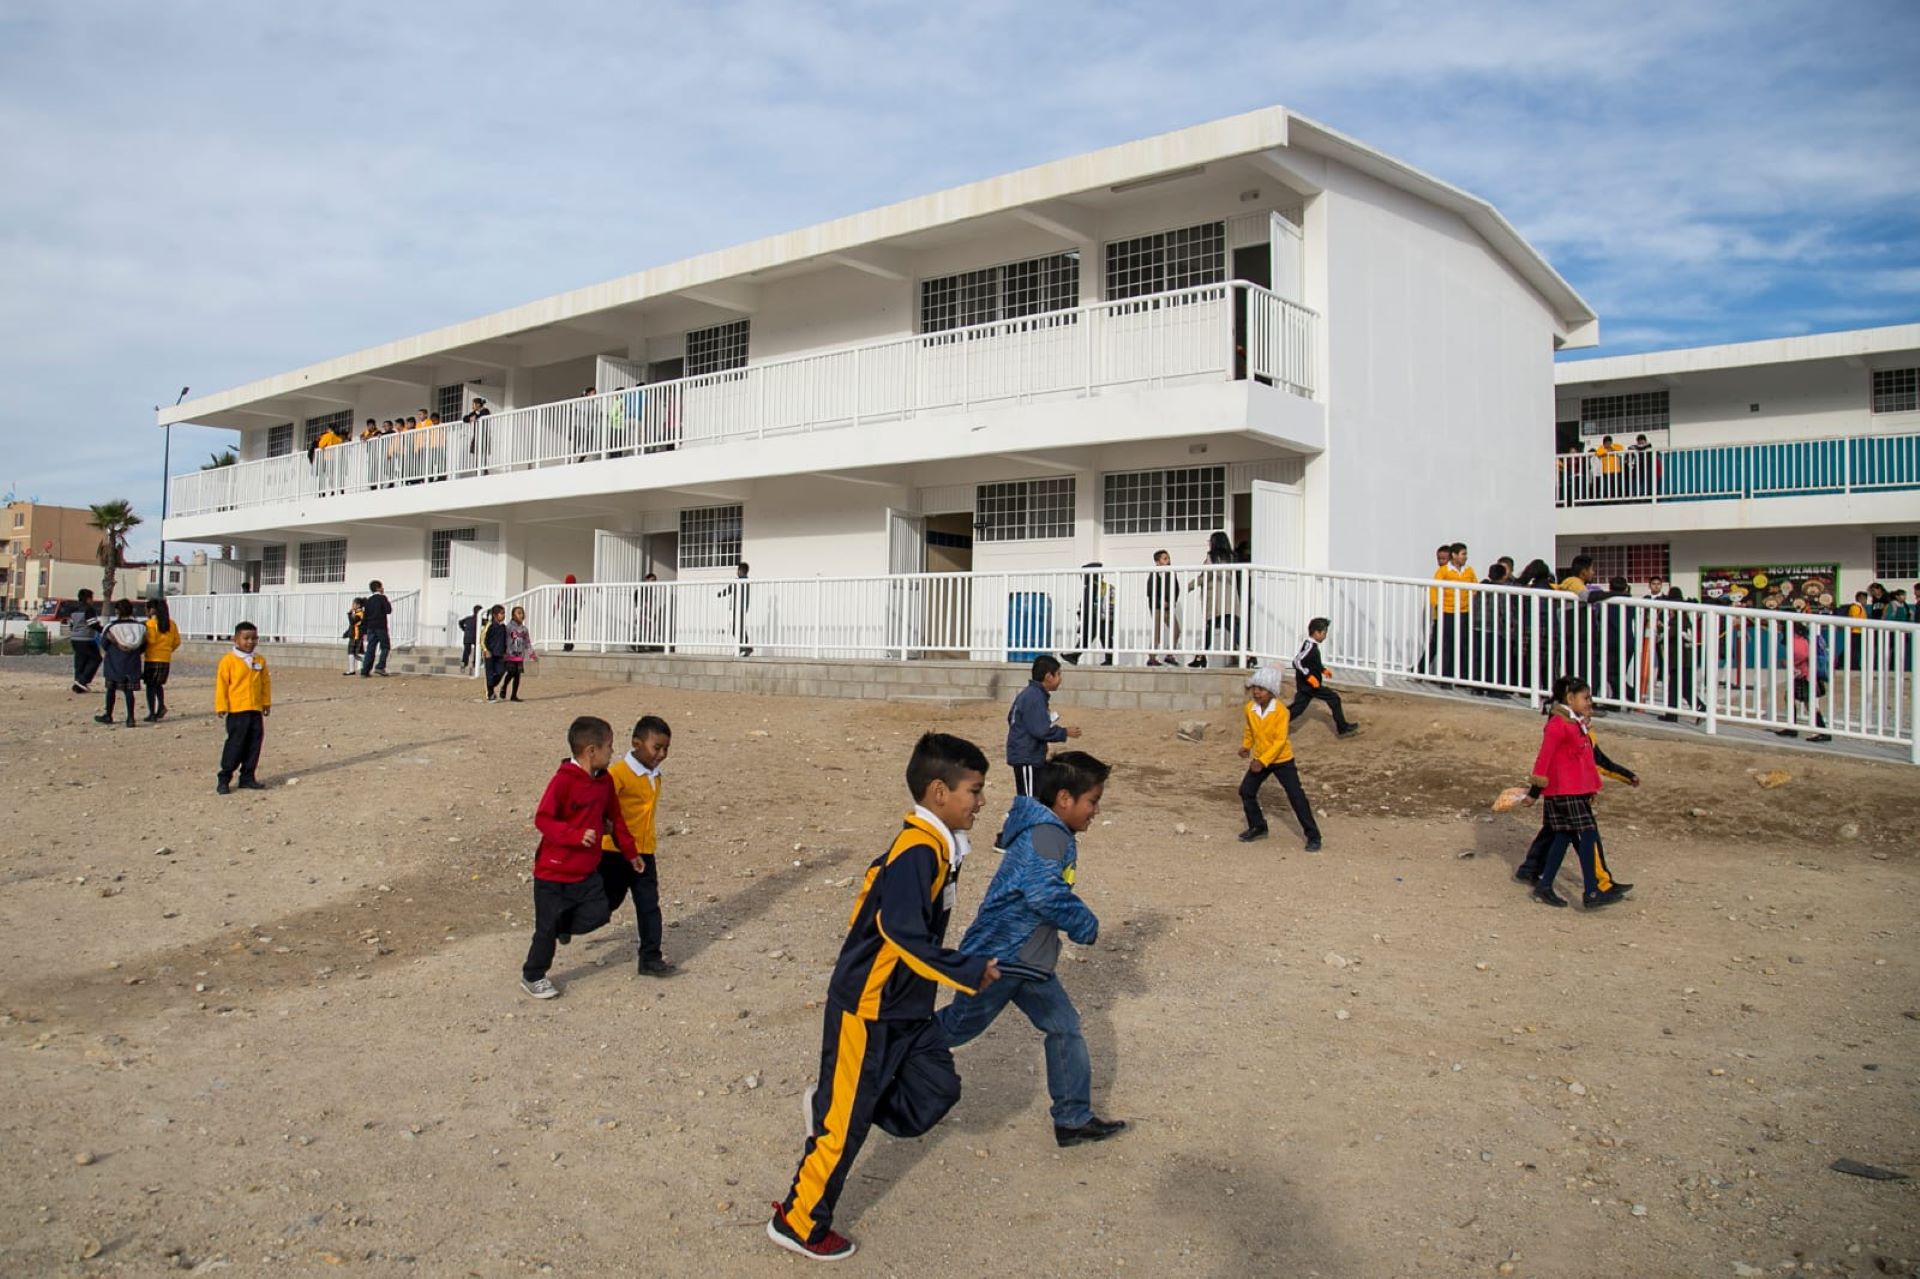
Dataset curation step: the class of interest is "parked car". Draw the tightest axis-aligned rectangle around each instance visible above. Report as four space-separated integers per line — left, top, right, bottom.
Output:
0 608 31 640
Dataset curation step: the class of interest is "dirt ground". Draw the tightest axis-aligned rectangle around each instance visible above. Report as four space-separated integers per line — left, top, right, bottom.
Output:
1 656 1915 1279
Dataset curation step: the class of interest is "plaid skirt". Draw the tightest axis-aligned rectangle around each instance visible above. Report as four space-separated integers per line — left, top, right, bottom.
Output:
1543 794 1598 834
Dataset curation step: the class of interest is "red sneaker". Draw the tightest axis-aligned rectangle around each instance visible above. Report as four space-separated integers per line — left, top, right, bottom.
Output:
767 1202 856 1261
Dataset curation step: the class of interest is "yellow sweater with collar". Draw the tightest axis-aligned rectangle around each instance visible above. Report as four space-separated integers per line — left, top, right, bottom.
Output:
214 651 271 713
602 756 662 856
1242 699 1295 766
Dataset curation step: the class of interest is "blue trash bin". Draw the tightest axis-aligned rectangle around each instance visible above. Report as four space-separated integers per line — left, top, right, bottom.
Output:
1007 591 1052 663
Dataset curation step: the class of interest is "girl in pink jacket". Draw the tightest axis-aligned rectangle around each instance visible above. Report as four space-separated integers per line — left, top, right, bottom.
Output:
1521 676 1637 910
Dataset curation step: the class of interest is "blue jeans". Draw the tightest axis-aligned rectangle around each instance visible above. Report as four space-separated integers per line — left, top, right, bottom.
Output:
359 631 390 674
937 972 1092 1127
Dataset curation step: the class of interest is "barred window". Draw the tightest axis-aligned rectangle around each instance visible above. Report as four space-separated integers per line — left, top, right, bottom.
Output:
686 320 750 378
1872 368 1918 414
267 424 294 457
975 478 1075 543
303 409 352 447
259 544 287 587
1579 391 1668 437
1103 466 1225 534
1577 543 1671 584
1104 222 1225 301
297 538 347 584
679 504 743 569
920 252 1080 334
430 527 477 579
433 383 464 424
1875 534 1919 580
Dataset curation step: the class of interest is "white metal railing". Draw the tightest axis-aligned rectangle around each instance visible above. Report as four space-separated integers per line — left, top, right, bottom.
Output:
167 282 1319 519
169 589 419 648
486 566 1919 763
1556 432 1920 507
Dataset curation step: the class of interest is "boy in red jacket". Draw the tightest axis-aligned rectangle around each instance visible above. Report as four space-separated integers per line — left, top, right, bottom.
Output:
1521 676 1636 910
521 716 639 998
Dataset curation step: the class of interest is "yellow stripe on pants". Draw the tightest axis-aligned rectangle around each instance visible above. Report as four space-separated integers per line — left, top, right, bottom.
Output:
788 1010 869 1240
1593 838 1614 892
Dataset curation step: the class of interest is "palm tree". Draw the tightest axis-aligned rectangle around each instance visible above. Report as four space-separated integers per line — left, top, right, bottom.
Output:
202 449 237 469
88 500 143 603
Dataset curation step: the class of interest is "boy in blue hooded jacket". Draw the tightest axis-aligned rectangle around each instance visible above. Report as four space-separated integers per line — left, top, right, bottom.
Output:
939 751 1127 1148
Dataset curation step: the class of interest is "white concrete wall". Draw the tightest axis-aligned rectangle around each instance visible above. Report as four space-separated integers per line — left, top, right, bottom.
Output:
1318 160 1560 577
1555 352 1920 448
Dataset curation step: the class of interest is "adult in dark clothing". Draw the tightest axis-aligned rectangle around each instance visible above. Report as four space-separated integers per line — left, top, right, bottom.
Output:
67 589 103 693
718 562 751 656
1061 563 1113 666
1657 586 1700 720
359 580 393 676
458 606 481 669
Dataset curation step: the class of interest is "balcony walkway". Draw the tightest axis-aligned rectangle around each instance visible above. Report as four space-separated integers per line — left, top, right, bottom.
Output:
1556 431 1920 508
169 282 1317 521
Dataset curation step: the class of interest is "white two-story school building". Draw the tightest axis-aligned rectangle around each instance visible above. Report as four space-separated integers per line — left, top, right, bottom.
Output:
1554 325 1920 603
159 106 1596 645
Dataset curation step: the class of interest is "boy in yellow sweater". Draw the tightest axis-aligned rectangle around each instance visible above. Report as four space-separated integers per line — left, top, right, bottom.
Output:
602 715 675 976
1237 665 1321 850
214 622 272 795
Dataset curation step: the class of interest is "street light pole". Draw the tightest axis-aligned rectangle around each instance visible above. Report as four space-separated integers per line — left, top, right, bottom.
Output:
156 387 187 594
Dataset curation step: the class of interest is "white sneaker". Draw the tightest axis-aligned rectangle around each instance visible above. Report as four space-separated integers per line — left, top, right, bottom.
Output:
520 977 560 999
801 1084 817 1136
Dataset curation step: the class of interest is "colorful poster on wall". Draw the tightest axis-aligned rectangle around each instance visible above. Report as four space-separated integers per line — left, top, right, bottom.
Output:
1698 564 1840 610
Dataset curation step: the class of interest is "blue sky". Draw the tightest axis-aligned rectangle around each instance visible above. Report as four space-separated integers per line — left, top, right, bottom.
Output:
2 0 1916 556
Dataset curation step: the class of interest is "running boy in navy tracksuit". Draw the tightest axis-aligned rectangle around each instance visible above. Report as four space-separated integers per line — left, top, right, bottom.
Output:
768 732 1000 1262
1287 617 1358 737
1004 654 1081 800
939 750 1127 1148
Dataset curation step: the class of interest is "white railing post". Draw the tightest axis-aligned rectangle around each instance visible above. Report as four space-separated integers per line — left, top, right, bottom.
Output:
1702 610 1720 739
1372 577 1386 688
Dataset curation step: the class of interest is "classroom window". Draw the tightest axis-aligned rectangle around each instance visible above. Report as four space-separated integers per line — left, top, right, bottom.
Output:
259 544 287 587
1579 391 1669 438
434 383 465 424
920 252 1080 334
1577 543 1671 583
975 478 1075 542
1875 534 1919 580
303 409 352 447
430 527 477 579
685 320 749 378
1102 466 1226 535
1104 221 1225 301
297 539 347 584
1872 368 1919 414
678 504 743 569
266 424 294 457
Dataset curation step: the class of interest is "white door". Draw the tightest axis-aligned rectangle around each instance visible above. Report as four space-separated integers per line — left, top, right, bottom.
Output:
448 539 503 661
1248 478 1305 660
1269 211 1304 304
592 529 648 583
887 509 926 658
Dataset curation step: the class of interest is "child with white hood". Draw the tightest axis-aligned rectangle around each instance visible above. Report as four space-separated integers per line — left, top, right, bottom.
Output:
1237 664 1323 850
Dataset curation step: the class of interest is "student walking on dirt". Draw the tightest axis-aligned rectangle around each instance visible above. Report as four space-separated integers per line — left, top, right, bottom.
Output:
1287 618 1358 737
142 595 181 722
1520 676 1635 910
358 581 392 677
1237 665 1322 850
94 599 146 728
519 716 639 999
501 605 534 702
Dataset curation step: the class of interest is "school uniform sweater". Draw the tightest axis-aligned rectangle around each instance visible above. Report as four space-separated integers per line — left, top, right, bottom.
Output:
825 809 989 1021
1242 699 1296 767
214 650 271 714
1291 637 1328 689
602 754 662 856
532 759 636 883
1526 707 1637 797
1005 680 1067 765
144 617 181 664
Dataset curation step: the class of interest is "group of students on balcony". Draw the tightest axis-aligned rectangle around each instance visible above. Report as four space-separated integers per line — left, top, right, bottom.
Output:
1558 432 1658 504
305 399 494 492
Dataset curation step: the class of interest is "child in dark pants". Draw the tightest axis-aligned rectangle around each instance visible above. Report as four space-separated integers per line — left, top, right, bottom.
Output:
1514 695 1638 889
603 715 674 976
482 605 508 702
95 599 147 728
769 733 1001 1262
1287 617 1358 737
520 716 638 999
1238 665 1322 851
213 622 271 794
1521 676 1635 910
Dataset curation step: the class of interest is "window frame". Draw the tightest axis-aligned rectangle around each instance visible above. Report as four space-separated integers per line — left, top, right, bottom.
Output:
1103 221 1227 302
1871 368 1919 415
919 251 1081 335
678 504 743 569
1102 465 1226 535
259 544 288 587
685 320 750 379
303 409 352 447
974 477 1076 543
1579 391 1670 438
296 538 347 585
1874 533 1919 581
266 424 295 458
434 383 466 424
1576 542 1672 584
429 527 477 579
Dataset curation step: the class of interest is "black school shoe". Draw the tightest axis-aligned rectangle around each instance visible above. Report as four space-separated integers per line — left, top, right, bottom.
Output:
1237 827 1269 843
237 778 268 791
216 781 232 795
639 958 678 977
1055 1117 1128 1147
1531 886 1570 908
1584 884 1633 909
